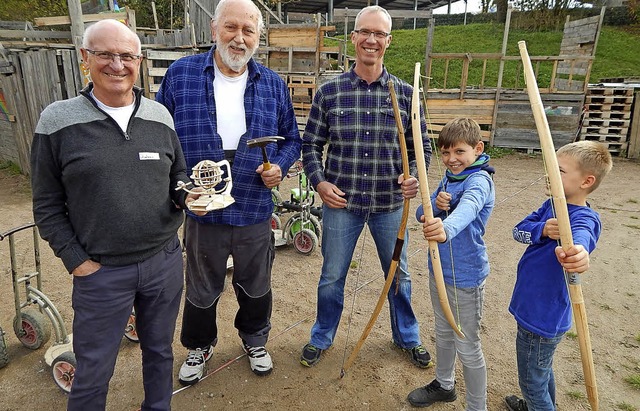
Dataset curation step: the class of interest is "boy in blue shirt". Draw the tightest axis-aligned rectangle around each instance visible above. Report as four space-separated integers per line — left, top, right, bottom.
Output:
407 117 495 410
505 140 612 411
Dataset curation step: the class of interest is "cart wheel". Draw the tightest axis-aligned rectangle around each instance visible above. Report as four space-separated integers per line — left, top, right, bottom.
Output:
309 214 322 237
271 189 283 213
293 228 318 255
0 328 9 369
51 351 76 393
13 309 51 350
124 310 139 343
270 213 282 230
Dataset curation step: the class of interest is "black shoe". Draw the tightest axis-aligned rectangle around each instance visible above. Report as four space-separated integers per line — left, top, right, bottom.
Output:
393 342 433 368
300 343 323 367
407 379 457 407
505 395 528 411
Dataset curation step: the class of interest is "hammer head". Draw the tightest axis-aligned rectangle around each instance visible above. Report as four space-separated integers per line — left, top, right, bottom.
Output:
247 136 284 171
246 136 284 148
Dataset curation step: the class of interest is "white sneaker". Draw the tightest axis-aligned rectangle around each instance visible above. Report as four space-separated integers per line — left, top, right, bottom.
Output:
178 346 213 385
242 341 273 376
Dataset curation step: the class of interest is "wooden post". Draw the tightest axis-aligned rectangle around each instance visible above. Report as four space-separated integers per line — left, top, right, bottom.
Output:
424 17 434 91
490 5 511 145
152 1 159 30
628 91 640 159
67 0 87 87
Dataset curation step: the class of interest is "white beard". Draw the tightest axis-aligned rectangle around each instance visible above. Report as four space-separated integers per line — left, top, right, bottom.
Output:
218 41 257 73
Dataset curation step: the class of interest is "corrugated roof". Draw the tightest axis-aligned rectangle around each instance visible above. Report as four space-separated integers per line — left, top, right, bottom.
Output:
281 0 458 15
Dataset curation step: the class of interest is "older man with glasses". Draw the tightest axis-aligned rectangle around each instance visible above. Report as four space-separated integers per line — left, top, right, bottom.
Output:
31 19 191 411
299 5 433 369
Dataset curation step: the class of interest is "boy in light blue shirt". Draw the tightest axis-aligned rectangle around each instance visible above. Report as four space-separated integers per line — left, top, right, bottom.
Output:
407 117 495 410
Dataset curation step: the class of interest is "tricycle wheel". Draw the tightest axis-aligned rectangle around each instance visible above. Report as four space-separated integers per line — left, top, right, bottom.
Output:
13 309 51 350
270 213 282 230
51 351 76 393
293 228 318 255
0 327 9 369
124 310 139 342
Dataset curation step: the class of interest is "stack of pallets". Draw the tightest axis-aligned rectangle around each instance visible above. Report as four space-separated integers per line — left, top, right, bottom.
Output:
579 87 635 155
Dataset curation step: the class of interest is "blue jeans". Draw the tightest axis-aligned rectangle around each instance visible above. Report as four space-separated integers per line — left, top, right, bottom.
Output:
516 324 563 411
309 206 421 350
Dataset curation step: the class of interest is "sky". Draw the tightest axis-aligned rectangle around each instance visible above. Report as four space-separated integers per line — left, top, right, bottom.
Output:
433 0 484 15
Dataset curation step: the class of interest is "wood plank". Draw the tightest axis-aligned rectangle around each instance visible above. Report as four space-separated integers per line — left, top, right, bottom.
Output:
0 29 71 39
34 11 127 26
626 91 640 159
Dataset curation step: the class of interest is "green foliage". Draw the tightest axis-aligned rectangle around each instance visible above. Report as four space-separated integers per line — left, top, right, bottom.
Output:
377 24 640 87
0 0 67 21
485 146 515 158
565 390 585 399
0 161 22 175
625 374 640 390
616 402 637 411
118 0 185 29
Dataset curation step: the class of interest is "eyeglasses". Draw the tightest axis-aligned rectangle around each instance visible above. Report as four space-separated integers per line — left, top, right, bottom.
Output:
85 49 142 63
353 29 390 39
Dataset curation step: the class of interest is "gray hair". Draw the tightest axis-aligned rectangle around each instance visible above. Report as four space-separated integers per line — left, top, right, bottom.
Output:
354 6 392 31
213 0 265 34
82 19 141 53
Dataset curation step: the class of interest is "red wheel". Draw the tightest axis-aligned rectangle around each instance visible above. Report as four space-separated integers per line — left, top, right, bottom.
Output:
270 213 282 230
13 309 51 350
293 228 318 255
124 310 139 342
51 351 76 393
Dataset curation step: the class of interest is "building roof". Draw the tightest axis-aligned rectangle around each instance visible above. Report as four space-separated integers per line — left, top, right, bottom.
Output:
280 0 458 15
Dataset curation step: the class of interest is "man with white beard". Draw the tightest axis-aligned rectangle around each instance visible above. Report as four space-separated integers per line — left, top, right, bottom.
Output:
156 0 300 385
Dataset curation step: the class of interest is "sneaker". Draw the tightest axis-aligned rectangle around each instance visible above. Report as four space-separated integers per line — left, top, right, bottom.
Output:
394 342 433 368
505 395 529 411
178 345 213 386
407 379 457 407
300 343 323 367
242 341 273 376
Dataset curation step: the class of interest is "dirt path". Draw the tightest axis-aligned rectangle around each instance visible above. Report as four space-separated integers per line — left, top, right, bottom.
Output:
1 153 639 411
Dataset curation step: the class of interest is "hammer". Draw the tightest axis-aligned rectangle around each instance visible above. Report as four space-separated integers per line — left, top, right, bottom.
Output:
247 136 284 171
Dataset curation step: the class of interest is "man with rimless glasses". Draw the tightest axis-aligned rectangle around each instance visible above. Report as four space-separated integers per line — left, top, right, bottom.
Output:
300 6 433 369
31 19 190 410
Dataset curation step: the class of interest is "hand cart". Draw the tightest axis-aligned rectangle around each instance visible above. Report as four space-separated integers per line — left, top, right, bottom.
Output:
0 223 138 393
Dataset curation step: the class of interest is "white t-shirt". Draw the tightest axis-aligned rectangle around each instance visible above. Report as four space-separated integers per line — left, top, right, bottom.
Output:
213 59 248 150
91 90 135 133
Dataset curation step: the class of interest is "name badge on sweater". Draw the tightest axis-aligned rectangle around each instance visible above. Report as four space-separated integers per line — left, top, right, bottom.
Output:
139 152 160 160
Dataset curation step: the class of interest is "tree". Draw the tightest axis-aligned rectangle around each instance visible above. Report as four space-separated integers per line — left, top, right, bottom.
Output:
0 0 67 21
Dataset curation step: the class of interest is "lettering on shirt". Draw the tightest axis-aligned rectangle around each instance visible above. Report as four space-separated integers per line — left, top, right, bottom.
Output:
139 152 160 160
513 227 533 244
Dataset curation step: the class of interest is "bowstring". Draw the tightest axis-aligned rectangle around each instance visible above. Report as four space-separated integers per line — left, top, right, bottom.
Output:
419 73 463 331
540 151 572 292
340 208 372 369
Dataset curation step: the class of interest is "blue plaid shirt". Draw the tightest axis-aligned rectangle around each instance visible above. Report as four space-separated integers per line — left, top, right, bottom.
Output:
302 66 431 215
157 47 301 226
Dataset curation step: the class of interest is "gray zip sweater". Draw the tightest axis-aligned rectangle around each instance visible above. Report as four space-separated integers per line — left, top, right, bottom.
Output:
31 85 189 273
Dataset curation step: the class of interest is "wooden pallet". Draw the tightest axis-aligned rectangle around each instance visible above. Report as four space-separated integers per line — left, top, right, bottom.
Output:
585 95 634 105
288 75 316 117
141 49 195 99
587 87 635 97
582 118 630 128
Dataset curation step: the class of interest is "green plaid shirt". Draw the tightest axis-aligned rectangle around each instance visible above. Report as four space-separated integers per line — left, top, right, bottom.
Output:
302 66 431 215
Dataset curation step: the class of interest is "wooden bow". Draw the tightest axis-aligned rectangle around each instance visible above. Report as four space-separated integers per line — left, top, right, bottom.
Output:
340 80 411 376
518 41 598 411
411 62 465 339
